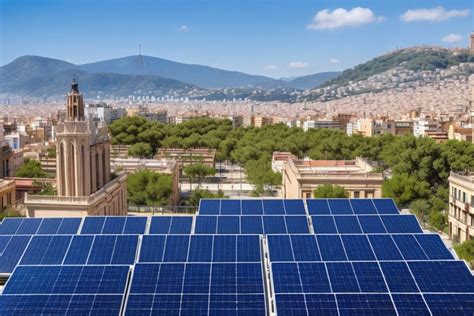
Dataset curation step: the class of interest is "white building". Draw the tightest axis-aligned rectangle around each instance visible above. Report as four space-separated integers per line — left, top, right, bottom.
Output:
85 103 127 124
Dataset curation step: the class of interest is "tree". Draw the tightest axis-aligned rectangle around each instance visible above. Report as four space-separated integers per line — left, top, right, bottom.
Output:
244 158 281 196
409 199 430 227
313 184 349 198
36 182 57 196
15 159 48 178
128 142 153 158
180 188 225 208
382 174 430 206
454 240 474 267
47 147 56 158
127 170 173 209
183 163 216 188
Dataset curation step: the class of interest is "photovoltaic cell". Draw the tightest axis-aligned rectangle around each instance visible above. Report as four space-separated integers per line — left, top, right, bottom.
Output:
392 234 428 260
380 261 419 293
213 235 236 262
0 236 31 272
298 262 331 293
20 235 71 265
391 294 430 316
341 235 376 261
194 216 217 234
414 234 454 260
327 199 353 215
0 218 23 235
334 216 362 233
272 263 302 293
283 199 306 215
350 199 377 214
123 217 147 234
424 294 474 315
368 235 403 261
138 235 166 262
267 235 294 262
262 216 287 234
199 199 220 215
163 235 190 262
63 235 94 265
336 294 396 315
169 217 193 234
16 218 41 235
373 198 399 214
284 216 309 233
326 262 360 292
352 262 387 292
381 215 423 233
240 216 263 234
307 199 331 215
290 235 320 261
221 199 241 215
358 215 387 233
188 235 213 262
80 217 105 234
263 199 286 215
217 216 240 234
316 235 347 261
241 199 263 215
312 216 338 234
102 217 126 234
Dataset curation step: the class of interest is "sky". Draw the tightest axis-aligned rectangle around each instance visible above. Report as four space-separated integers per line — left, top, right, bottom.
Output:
0 0 472 78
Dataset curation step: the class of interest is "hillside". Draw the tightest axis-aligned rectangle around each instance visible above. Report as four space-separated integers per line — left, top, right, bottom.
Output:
79 55 284 89
321 47 474 88
285 71 340 89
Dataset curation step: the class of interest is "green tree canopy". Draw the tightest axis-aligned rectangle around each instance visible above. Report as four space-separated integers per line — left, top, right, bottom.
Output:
15 159 49 178
244 158 281 196
313 184 349 198
127 170 173 208
183 163 216 187
128 142 153 158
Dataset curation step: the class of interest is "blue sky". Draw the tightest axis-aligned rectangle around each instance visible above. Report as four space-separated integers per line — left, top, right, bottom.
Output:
0 0 472 78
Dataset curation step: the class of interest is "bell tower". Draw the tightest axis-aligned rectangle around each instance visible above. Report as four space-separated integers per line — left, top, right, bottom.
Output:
56 80 92 197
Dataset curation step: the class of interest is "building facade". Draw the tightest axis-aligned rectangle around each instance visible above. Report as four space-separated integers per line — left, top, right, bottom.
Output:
448 172 474 243
282 157 383 199
24 81 128 217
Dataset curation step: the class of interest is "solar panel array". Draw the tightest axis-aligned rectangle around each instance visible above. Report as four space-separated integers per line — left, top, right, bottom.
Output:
0 199 473 315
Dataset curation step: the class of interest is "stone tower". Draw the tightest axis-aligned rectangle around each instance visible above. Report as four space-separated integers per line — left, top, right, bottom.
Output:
56 80 110 197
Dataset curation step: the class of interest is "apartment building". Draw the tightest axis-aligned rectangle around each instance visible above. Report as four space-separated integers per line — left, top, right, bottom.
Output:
282 157 383 199
448 172 474 243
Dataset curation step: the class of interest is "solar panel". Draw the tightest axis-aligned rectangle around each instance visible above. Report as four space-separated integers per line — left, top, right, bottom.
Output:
2 198 473 315
373 198 400 214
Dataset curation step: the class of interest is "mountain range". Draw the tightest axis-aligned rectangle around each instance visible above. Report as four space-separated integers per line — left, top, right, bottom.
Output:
0 55 340 99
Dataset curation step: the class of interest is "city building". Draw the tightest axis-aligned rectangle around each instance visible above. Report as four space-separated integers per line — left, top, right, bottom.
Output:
302 120 342 131
4 132 31 150
0 179 15 211
470 33 474 52
155 148 216 172
448 172 474 243
282 157 383 199
24 81 127 217
85 103 126 124
271 151 297 173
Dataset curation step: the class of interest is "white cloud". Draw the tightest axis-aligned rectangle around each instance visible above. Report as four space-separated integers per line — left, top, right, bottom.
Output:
288 61 309 69
401 6 470 22
177 25 189 32
330 58 340 64
264 65 278 71
442 33 462 43
306 7 383 30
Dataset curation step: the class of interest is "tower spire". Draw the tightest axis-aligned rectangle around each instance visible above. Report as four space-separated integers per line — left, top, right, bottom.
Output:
66 79 84 121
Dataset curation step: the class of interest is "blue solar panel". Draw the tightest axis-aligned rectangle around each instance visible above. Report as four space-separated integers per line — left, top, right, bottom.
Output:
316 235 347 261
211 263 236 293
263 199 285 215
299 262 331 293
312 216 338 234
221 199 241 215
267 235 294 262
57 218 81 234
20 235 71 265
408 261 474 293
328 199 353 215
380 261 419 293
341 235 376 261
0 235 31 272
334 216 362 233
275 294 307 315
139 235 166 262
154 263 186 294
123 216 147 234
188 235 213 262
194 216 217 234
163 235 189 262
350 199 378 214
307 199 331 215
262 216 287 234
88 235 138 264
424 294 474 315
284 199 306 215
16 218 41 234
358 215 387 233
102 217 126 234
62 235 94 264
237 263 265 293
373 198 399 214
291 235 320 261
217 216 240 234
285 216 309 233
3 265 129 295
199 199 220 215
336 294 396 315
237 235 261 262
0 294 124 315
415 234 454 260
352 262 388 292
392 234 428 260
36 218 62 234
183 263 211 293
272 263 302 293
0 218 23 235
80 217 105 234
368 235 403 260
306 294 338 315
241 199 263 215
169 216 193 234
391 294 430 316
326 262 360 292
149 216 171 234
240 216 263 234
213 235 236 262
382 215 423 233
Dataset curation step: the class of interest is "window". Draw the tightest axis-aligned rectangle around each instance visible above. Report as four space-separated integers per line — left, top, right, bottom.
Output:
354 191 360 198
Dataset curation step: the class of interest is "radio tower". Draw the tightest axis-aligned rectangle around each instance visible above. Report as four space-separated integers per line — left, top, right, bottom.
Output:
138 44 148 74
